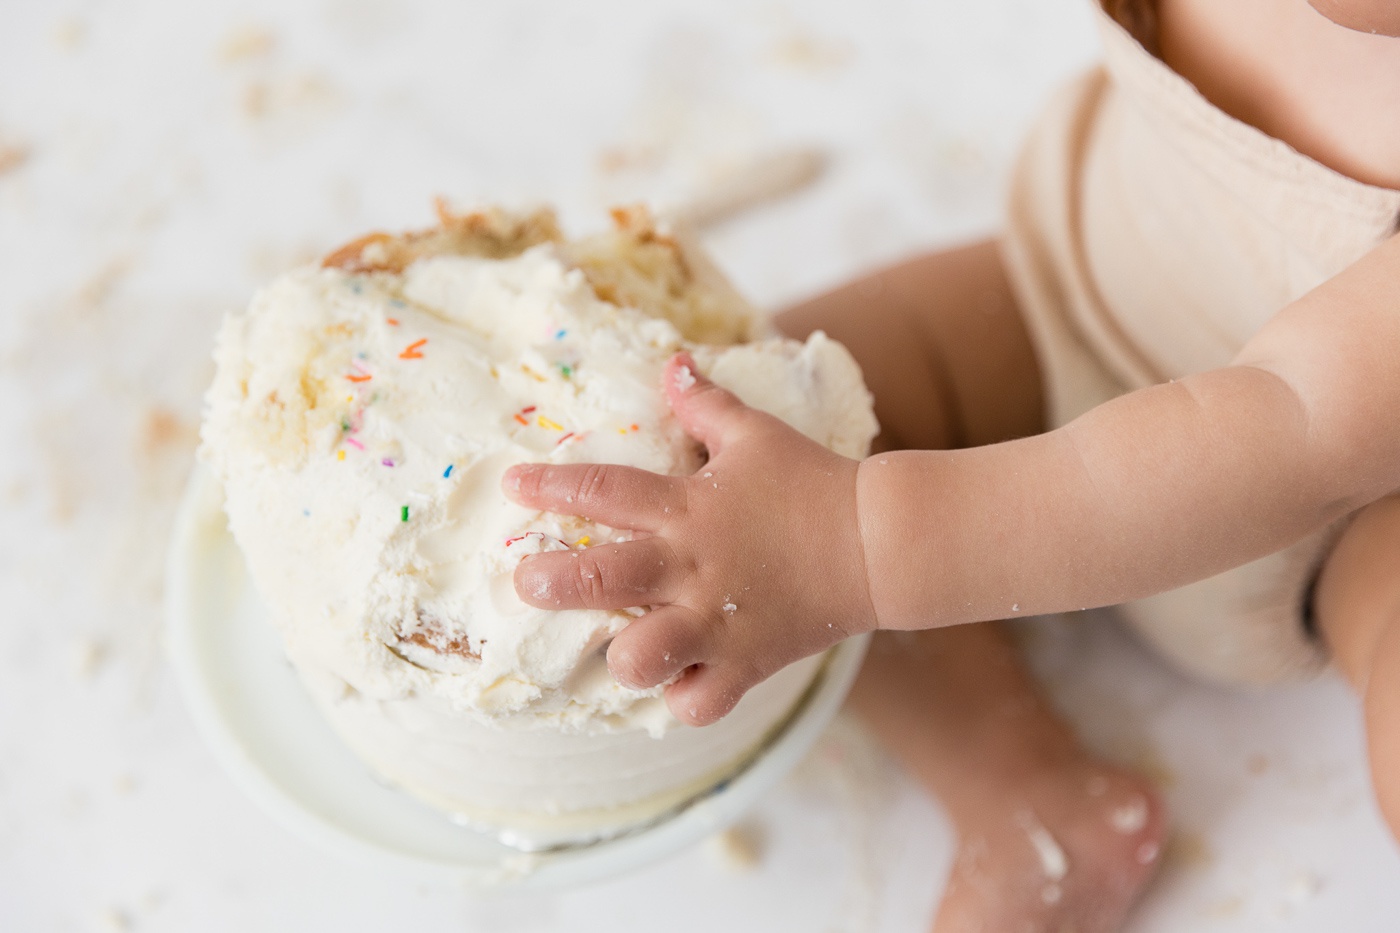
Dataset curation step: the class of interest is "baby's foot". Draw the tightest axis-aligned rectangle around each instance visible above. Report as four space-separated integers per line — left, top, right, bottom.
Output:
932 762 1165 933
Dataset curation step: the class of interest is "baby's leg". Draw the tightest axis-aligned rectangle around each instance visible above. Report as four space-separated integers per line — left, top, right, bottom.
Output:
1313 494 1400 839
854 625 1166 933
777 241 1165 932
776 240 1043 452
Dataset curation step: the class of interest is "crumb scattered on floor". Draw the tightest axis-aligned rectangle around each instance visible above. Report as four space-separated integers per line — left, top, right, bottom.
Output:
98 907 132 932
706 821 766 871
595 145 663 176
1285 871 1323 906
1163 829 1214 872
1125 743 1180 790
1204 894 1244 918
70 636 108 682
74 256 134 313
218 25 276 64
138 407 197 463
239 74 341 126
768 32 854 72
51 17 86 50
0 143 29 176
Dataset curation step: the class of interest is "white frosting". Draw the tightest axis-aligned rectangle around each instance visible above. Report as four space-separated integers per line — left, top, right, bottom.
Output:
201 242 877 843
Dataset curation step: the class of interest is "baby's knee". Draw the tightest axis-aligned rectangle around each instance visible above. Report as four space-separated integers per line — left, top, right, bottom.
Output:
1314 494 1400 688
1363 618 1400 842
1309 496 1400 841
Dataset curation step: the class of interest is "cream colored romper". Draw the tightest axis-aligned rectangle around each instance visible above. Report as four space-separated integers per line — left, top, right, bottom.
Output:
1001 6 1400 684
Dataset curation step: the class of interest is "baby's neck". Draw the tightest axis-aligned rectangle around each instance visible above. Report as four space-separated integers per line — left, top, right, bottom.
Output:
1154 0 1400 190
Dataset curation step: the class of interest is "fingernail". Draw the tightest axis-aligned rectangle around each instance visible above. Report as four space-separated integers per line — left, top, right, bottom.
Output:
502 464 530 494
609 666 642 690
606 655 644 690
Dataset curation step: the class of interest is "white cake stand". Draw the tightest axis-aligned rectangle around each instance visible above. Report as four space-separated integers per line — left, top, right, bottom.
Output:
165 466 870 889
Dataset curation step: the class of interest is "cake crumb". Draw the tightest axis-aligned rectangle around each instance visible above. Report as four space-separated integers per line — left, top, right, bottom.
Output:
595 144 662 176
1205 894 1245 918
97 907 132 932
1109 796 1149 834
1016 809 1067 881
0 143 28 176
769 32 854 72
1285 871 1323 905
706 822 765 871
1163 829 1213 871
139 407 196 461
71 636 107 682
51 17 86 49
218 24 276 64
241 80 268 119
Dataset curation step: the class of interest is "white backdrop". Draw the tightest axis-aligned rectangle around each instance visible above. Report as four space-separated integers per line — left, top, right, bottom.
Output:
2 0 1398 930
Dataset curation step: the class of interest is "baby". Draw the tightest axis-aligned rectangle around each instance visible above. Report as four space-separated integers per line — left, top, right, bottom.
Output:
504 1 1400 929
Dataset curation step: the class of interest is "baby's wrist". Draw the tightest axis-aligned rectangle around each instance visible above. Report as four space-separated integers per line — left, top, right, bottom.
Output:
853 454 906 633
854 450 963 633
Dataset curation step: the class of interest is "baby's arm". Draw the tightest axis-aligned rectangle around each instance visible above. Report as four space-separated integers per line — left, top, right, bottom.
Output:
864 230 1400 629
506 232 1400 723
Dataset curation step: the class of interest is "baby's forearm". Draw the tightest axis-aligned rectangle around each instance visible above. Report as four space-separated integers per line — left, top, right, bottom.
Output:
858 364 1356 630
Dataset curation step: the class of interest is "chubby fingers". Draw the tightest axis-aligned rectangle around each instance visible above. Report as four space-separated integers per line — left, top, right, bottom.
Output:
663 353 756 455
665 664 760 727
605 604 713 690
514 537 687 611
605 603 769 727
503 462 684 533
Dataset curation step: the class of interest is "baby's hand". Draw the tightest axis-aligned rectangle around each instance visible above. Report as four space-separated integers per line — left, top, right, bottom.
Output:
503 354 876 726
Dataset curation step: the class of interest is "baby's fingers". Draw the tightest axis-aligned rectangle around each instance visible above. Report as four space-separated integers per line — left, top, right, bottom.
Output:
504 462 683 533
514 538 685 611
664 662 763 727
606 604 713 690
663 353 754 455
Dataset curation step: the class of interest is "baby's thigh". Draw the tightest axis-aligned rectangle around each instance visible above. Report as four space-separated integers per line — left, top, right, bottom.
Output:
775 239 1043 451
1115 528 1341 686
1311 495 1400 838
1314 494 1400 688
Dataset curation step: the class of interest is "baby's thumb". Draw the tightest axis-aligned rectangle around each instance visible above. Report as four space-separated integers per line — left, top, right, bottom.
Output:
663 353 749 453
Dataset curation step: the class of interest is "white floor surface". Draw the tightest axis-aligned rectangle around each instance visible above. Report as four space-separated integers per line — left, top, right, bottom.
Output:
2 0 1398 929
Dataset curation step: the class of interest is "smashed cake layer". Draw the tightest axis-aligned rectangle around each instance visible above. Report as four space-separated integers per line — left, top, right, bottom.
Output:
322 201 759 345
